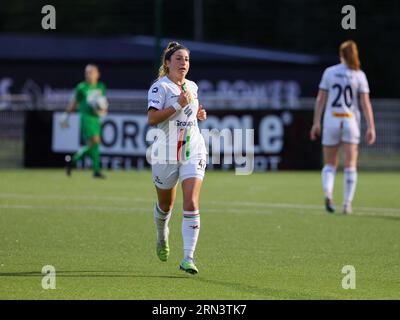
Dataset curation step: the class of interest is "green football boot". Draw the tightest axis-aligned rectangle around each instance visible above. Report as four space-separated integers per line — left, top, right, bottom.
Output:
179 259 198 275
156 240 170 262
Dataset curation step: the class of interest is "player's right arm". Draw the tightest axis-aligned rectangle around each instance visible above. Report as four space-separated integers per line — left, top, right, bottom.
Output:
310 68 330 141
60 84 82 128
60 99 78 128
66 99 78 113
147 84 190 126
310 89 328 140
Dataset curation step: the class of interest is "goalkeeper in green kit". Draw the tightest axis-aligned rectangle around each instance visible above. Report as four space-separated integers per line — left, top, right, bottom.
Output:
60 64 108 178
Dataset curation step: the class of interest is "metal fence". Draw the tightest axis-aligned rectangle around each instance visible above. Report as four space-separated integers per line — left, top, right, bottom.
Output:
0 95 399 170
358 100 400 170
0 111 24 168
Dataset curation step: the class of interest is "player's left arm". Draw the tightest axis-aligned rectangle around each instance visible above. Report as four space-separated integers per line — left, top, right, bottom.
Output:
197 104 207 121
360 93 376 145
310 89 328 140
96 109 107 117
193 83 206 121
96 83 108 117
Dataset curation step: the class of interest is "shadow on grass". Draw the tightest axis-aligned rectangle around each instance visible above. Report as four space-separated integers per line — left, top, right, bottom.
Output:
0 270 187 280
354 214 400 222
0 271 336 299
189 277 335 300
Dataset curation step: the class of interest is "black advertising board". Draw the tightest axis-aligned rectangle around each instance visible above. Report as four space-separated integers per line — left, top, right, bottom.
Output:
24 110 321 171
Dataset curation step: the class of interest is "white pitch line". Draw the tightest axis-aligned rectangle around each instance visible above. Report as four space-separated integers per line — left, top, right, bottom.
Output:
2 192 398 216
0 203 149 213
209 200 400 214
0 201 399 218
0 203 271 216
1 192 400 214
0 193 146 203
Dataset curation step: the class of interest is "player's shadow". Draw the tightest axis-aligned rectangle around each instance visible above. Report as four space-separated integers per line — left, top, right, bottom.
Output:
1 271 335 299
355 214 400 222
0 271 187 279
189 277 334 300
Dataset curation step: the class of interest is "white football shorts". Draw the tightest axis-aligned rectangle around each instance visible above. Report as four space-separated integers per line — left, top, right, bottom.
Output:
151 154 207 189
322 116 360 146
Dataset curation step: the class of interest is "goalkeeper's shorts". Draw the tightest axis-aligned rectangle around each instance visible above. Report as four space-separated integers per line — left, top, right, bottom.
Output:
80 115 101 141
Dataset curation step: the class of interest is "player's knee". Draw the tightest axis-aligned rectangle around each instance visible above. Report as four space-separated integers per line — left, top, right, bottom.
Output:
183 198 199 212
344 156 357 168
87 136 100 146
344 161 357 169
92 136 101 144
324 162 337 169
158 201 174 213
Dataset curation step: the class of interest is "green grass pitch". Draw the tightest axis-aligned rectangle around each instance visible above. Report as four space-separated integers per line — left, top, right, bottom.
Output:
0 169 399 299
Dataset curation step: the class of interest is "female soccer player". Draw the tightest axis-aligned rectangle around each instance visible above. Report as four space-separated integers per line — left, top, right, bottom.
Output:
310 40 376 214
60 64 107 178
147 42 207 274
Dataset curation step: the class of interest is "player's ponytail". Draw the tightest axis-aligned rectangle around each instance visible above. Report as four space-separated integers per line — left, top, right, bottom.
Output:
340 40 361 70
157 41 190 79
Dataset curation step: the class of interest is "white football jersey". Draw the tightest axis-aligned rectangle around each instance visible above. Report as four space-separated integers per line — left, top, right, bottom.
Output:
320 63 370 126
147 76 207 161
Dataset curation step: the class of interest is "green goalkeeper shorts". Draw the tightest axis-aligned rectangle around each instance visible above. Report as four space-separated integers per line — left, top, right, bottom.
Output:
80 115 101 141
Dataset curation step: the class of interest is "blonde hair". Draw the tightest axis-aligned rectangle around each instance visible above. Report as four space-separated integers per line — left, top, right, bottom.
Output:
157 41 190 79
340 40 361 70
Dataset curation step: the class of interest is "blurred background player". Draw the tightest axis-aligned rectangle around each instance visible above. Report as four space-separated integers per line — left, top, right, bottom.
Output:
310 40 376 214
60 64 107 178
147 42 207 274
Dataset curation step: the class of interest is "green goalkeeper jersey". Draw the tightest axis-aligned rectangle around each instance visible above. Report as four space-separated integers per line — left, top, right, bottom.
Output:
74 81 107 117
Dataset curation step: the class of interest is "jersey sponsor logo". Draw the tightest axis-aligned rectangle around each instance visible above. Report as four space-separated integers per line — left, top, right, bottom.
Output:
175 120 197 127
152 87 159 93
148 99 160 104
334 73 353 80
332 112 352 118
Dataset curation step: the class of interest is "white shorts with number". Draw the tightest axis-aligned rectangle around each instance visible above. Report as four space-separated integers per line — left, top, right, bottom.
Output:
322 116 360 146
151 154 207 189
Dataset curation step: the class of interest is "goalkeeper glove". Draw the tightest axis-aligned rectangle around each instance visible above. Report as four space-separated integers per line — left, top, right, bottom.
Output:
60 112 70 128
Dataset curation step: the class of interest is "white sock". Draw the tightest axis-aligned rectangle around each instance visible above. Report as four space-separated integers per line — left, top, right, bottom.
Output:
344 167 357 206
182 210 200 261
153 203 171 242
322 164 336 199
